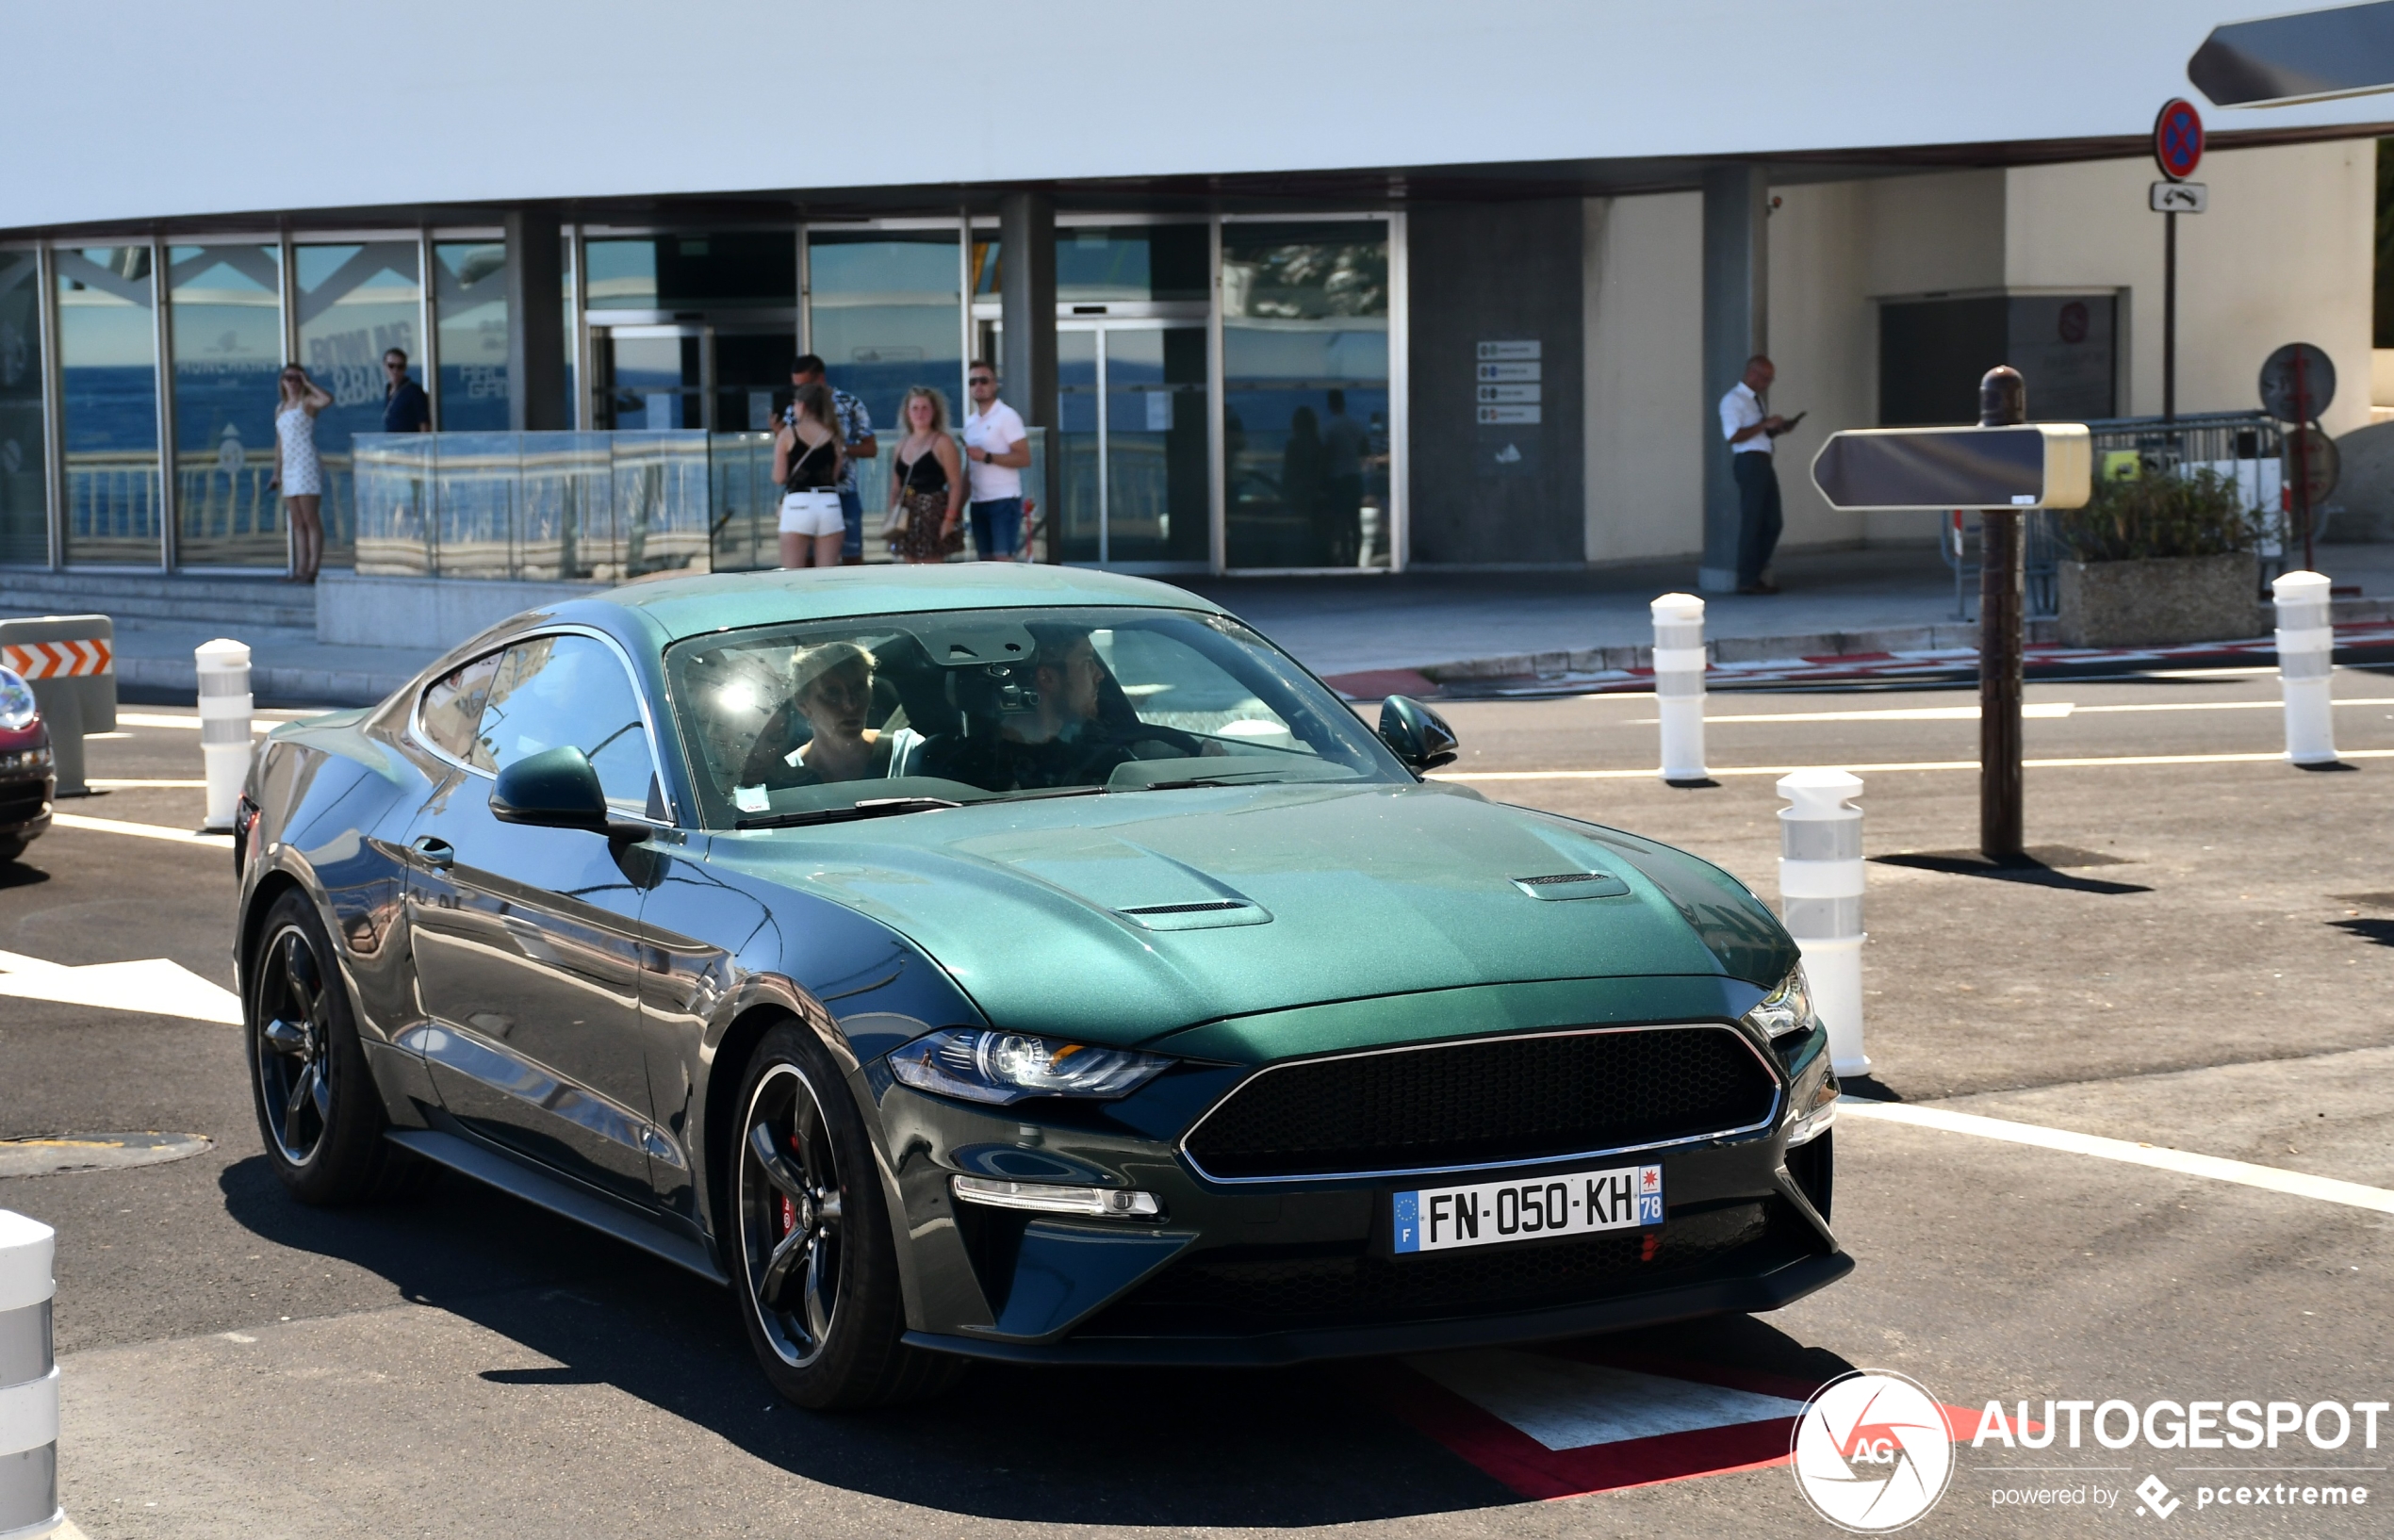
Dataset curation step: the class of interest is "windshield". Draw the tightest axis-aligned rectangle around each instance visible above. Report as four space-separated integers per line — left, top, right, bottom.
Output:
664 605 1406 828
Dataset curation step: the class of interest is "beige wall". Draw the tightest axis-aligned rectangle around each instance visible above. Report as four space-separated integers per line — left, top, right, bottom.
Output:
1578 143 2378 570
2005 143 2375 436
1582 191 1705 565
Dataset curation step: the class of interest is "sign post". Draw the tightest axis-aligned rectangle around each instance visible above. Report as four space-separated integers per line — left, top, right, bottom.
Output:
2153 99 2205 424
1809 369 2091 860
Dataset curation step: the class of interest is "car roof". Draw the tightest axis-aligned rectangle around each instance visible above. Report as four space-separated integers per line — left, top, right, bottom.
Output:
594 564 1229 644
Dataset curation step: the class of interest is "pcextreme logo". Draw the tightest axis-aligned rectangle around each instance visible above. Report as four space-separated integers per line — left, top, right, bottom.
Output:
1791 1370 1957 1532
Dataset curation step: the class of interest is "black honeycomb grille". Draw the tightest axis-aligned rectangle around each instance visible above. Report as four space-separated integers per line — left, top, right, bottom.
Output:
1084 1203 1776 1332
1184 1026 1777 1180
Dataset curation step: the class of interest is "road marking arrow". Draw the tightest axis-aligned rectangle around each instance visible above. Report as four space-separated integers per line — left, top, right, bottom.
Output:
0 948 242 1024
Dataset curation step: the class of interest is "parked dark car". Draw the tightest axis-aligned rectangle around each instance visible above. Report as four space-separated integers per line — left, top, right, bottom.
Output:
0 667 54 863
234 566 1845 1407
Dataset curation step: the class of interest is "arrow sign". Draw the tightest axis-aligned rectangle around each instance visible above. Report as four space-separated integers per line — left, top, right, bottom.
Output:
1808 424 2092 513
2189 0 2394 106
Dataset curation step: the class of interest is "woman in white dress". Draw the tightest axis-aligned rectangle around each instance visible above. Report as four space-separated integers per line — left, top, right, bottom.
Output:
271 363 333 582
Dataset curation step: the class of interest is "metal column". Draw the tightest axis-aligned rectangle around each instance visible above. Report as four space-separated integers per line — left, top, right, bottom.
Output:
150 236 175 570
505 207 567 433
1699 166 1768 594
998 191 1058 562
36 245 63 568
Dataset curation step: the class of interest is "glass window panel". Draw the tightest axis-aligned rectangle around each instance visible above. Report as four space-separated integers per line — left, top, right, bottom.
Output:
806 230 961 438
472 633 657 814
168 244 283 567
1222 222 1390 570
1102 326 1208 565
0 251 47 565
57 245 161 565
435 241 510 432
1055 329 1099 563
418 647 503 760
297 240 422 569
1057 225 1208 304
585 233 795 312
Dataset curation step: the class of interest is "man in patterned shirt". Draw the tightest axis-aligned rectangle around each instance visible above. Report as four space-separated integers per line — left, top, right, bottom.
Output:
789 353 877 564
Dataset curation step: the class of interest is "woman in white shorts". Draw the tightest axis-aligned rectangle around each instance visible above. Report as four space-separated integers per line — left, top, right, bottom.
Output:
775 382 845 568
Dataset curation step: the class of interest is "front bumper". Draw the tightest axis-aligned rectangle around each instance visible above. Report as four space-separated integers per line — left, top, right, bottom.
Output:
870 1011 1845 1364
0 770 54 841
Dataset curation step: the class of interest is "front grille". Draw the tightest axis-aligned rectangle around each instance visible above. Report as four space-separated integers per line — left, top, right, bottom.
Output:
0 784 47 826
1183 1025 1779 1181
1081 1201 1780 1333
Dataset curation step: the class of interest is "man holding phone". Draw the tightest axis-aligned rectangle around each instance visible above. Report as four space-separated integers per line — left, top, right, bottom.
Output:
1719 353 1792 594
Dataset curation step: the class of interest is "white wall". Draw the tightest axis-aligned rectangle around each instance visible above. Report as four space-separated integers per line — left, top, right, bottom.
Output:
4 2 2393 233
2005 143 2376 435
1583 193 1704 565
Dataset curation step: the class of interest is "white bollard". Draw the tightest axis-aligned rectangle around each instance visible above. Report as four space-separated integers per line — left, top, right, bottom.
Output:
0 1210 59 1537
1777 768 1870 1078
2271 571 2337 765
196 638 253 831
1651 593 1707 783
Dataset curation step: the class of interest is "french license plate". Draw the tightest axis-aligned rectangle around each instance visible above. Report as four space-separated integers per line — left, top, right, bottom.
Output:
1392 1162 1663 1253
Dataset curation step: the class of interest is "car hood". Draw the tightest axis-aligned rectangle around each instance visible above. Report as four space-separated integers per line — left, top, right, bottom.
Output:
700 780 1796 1049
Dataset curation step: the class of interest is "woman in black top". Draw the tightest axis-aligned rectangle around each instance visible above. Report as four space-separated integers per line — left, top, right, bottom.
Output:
775 381 845 568
886 385 965 563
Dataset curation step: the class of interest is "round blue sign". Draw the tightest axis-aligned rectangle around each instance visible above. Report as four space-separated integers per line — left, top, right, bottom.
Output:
2155 99 2205 181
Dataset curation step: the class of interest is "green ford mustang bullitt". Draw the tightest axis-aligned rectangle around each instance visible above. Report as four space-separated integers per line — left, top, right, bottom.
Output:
233 565 1846 1407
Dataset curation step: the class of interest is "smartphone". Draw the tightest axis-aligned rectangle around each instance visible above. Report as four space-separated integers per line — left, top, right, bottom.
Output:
1770 410 1807 436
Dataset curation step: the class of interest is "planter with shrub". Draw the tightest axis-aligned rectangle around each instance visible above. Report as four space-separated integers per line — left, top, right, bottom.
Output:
2055 467 2264 647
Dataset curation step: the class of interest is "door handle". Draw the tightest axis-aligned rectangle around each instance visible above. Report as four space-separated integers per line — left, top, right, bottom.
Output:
409 835 454 871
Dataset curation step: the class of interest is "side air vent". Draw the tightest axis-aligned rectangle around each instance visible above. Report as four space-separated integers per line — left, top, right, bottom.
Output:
1114 899 1272 933
1512 870 1631 900
1120 900 1246 915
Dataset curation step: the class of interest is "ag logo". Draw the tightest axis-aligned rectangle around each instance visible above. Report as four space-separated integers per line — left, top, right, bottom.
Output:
1790 1369 1955 1532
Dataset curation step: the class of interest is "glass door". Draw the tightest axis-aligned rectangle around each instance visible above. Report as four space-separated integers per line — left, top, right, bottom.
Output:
593 324 708 430
1052 319 1207 568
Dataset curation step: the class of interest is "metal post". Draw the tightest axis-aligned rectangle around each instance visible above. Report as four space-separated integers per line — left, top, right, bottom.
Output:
0 1209 59 1537
1978 367 2026 860
2162 210 2177 424
2294 347 2317 572
151 236 176 572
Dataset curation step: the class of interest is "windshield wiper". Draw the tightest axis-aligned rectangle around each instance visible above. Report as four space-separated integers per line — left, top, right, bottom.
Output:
736 796 963 830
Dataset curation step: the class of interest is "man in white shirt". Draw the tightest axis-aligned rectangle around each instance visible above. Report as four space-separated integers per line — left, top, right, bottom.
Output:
1719 353 1789 594
961 360 1031 561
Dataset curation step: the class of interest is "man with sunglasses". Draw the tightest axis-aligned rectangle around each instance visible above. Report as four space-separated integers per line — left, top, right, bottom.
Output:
382 349 430 434
960 360 1029 560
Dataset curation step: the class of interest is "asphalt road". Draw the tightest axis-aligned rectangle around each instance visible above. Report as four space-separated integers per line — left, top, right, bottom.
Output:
2 670 2389 1538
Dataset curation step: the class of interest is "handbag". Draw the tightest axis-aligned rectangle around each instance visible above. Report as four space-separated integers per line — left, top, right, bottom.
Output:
880 500 910 538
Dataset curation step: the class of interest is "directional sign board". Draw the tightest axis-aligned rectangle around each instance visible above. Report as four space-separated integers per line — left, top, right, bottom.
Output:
2189 1 2394 106
1809 425 2091 512
2150 181 2207 213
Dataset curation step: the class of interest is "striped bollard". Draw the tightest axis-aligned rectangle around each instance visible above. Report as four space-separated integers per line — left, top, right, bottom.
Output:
196 639 253 832
0 1210 58 1538
1777 768 1869 1078
1651 593 1707 783
2271 571 2336 765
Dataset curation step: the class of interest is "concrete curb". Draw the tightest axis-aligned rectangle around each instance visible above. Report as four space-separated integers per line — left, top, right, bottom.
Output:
117 656 411 710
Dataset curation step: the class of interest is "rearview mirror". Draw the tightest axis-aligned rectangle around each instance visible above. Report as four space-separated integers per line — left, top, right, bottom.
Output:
1377 695 1458 773
490 745 615 833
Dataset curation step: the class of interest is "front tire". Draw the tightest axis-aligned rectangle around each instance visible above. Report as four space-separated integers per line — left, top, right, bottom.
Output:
730 1022 962 1409
245 889 416 1204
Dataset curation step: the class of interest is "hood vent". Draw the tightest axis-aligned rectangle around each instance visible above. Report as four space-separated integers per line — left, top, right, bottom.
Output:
1512 870 1632 901
1115 898 1272 932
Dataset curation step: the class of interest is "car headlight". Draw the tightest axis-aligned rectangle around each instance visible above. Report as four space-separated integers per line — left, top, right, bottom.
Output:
1743 966 1816 1040
888 1027 1174 1106
0 670 35 733
0 747 50 775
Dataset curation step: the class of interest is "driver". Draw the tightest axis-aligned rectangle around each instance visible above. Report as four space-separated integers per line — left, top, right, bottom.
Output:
985 626 1200 789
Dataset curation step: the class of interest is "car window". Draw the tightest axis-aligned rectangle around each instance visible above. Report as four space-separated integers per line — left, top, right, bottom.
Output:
418 648 502 762
471 634 659 816
664 605 1406 829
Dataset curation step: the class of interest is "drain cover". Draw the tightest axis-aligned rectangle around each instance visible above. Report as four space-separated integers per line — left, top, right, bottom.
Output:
0 1132 213 1177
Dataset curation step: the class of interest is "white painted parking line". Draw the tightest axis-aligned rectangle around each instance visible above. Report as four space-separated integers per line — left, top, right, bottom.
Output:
48 811 234 847
0 949 242 1024
1439 747 2394 781
1630 697 2394 726
113 712 265 732
1838 1100 2394 1215
89 779 205 789
1407 1351 1807 1450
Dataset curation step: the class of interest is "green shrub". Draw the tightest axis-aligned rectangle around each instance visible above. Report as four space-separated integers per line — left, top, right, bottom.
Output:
2058 467 2259 563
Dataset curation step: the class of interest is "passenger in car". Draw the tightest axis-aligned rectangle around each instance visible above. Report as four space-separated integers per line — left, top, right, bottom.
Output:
741 642 894 787
925 626 1204 791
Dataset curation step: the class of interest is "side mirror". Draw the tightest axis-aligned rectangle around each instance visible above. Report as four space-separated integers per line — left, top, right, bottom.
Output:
491 745 624 835
1377 695 1459 773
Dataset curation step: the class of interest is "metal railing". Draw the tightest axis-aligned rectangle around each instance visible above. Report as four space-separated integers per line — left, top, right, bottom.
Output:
352 429 1052 581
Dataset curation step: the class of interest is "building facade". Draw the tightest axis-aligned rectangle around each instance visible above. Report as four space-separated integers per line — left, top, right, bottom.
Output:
0 2 2386 587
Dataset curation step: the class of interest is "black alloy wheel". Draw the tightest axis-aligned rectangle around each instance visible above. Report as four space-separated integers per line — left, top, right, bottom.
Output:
730 1022 963 1409
244 889 418 1204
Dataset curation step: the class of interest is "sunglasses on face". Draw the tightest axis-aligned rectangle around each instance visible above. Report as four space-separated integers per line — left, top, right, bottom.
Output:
969 377 994 387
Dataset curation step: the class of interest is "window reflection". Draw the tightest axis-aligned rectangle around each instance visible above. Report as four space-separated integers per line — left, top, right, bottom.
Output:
169 244 283 567
0 251 46 565
806 230 960 436
57 246 161 565
1222 223 1390 570
297 241 422 567
435 241 509 432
